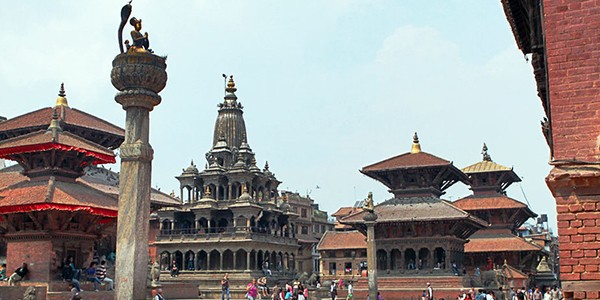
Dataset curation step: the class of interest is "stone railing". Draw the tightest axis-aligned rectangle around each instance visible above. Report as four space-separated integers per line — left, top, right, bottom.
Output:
156 226 298 245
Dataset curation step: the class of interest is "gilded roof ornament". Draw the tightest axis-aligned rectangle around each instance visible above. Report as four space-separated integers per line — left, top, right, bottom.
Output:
55 83 69 107
363 192 374 212
482 143 492 162
411 132 421 153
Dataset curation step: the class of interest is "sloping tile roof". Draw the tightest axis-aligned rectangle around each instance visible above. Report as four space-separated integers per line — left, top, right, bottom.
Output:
0 178 118 216
331 207 355 217
461 160 512 174
316 230 366 251
0 107 124 137
453 195 529 211
362 151 450 172
465 235 543 253
503 263 528 279
340 197 487 226
0 165 180 208
0 129 115 159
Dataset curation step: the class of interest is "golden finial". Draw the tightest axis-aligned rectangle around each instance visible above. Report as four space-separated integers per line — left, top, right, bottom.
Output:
204 186 211 197
227 75 236 89
242 183 248 193
482 143 492 161
55 83 69 107
410 132 421 153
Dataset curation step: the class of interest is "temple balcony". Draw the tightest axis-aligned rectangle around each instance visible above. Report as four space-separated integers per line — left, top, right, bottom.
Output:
155 226 298 246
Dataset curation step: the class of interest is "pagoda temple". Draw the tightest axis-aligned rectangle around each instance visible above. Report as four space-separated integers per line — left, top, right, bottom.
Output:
155 76 332 290
0 85 121 282
338 134 487 274
0 85 179 287
454 144 545 286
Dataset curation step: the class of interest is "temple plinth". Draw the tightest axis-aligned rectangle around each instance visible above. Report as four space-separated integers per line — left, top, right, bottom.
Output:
111 50 167 300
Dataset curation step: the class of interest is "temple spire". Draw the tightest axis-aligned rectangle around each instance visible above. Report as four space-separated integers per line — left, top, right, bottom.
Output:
410 132 421 153
482 143 492 161
55 83 69 107
47 108 63 142
224 75 238 103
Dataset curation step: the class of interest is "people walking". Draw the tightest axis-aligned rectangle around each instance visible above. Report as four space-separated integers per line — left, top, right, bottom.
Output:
246 278 258 300
221 273 230 300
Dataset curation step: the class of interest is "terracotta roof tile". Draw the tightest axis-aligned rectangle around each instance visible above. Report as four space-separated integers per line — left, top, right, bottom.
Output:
503 263 528 279
341 197 488 227
0 129 115 159
461 160 512 174
0 107 124 137
331 207 356 217
362 152 450 172
465 235 543 253
316 230 366 251
0 178 118 213
453 195 531 211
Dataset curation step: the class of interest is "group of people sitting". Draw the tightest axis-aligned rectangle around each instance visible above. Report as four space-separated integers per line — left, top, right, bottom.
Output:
61 255 114 296
0 262 29 285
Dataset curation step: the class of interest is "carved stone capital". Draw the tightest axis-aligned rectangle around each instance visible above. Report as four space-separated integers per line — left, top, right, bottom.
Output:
116 90 161 110
120 140 154 162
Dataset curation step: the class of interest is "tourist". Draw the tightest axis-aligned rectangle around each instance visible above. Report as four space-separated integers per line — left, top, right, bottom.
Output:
271 282 281 300
96 260 114 290
221 273 230 300
258 276 268 298
170 260 179 277
426 282 434 300
509 287 517 300
543 287 552 300
497 287 506 300
86 261 103 291
346 280 353 300
302 283 309 300
0 263 6 280
408 259 416 270
154 287 165 300
474 267 481 277
330 280 338 300
451 261 459 275
459 288 467 300
550 285 561 300
8 262 28 285
62 257 82 292
69 282 80 299
533 287 542 300
246 278 258 300
377 291 384 300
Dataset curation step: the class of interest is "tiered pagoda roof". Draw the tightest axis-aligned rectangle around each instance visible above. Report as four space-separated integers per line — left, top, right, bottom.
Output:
342 133 487 238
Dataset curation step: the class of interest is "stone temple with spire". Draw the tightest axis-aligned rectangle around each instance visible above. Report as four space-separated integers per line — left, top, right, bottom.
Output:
154 76 330 295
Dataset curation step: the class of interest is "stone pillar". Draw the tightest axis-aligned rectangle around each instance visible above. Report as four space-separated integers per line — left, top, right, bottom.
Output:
207 254 211 271
112 51 167 300
247 251 252 271
364 211 378 300
228 183 232 200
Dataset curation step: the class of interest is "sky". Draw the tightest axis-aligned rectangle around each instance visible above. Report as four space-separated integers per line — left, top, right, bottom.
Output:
0 1 556 230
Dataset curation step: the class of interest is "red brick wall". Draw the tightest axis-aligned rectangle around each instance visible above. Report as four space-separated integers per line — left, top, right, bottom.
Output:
544 0 600 298
6 240 52 282
544 0 600 162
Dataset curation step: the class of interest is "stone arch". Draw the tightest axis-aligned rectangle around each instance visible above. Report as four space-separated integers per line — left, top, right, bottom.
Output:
160 251 170 270
223 250 234 270
258 250 264 270
434 247 446 269
271 252 277 270
405 248 416 269
209 250 221 270
250 250 257 270
185 250 195 271
173 251 184 270
197 250 207 270
391 249 401 270
418 248 430 269
236 249 247 270
177 220 192 234
376 249 388 270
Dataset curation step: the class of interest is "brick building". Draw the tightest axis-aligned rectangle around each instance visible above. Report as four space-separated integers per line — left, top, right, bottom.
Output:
501 0 600 298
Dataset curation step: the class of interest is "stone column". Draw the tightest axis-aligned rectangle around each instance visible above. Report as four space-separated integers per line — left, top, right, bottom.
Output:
112 51 167 300
247 251 252 271
364 211 378 300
